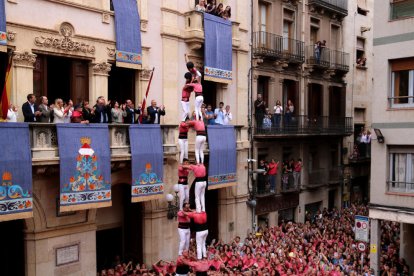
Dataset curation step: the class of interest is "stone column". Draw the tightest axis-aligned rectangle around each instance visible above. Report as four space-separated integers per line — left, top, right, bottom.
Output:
89 62 111 104
11 51 37 121
370 218 381 274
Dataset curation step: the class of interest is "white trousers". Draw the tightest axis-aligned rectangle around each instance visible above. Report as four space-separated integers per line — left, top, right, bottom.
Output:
195 181 206 213
196 229 208 260
195 135 206 164
181 100 190 121
178 138 188 164
178 228 190 255
178 183 189 210
195 95 204 121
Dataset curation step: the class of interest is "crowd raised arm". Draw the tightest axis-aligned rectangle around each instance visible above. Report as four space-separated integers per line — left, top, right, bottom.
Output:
7 93 167 125
195 0 231 20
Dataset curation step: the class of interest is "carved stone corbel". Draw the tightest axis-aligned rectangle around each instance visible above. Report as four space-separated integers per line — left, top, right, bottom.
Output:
252 58 263 68
12 51 37 68
7 31 16 41
92 62 112 76
107 47 116 58
140 68 153 80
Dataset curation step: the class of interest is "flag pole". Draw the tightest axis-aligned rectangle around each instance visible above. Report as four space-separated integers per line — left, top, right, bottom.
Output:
139 67 155 123
1 52 12 120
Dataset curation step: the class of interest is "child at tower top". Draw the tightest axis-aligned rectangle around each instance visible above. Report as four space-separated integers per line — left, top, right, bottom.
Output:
185 53 202 83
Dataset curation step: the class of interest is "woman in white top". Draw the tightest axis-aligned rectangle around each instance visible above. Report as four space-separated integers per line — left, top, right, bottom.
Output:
6 103 18 122
195 0 206 12
273 100 283 130
285 99 294 127
53 98 70 123
63 100 73 124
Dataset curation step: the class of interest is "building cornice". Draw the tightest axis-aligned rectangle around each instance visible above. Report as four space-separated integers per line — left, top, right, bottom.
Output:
43 0 114 16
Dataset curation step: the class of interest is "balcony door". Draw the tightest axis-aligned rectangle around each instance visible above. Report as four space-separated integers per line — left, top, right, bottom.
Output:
283 9 295 52
329 86 345 118
33 55 89 105
283 79 298 114
308 83 323 119
108 66 136 105
258 2 269 47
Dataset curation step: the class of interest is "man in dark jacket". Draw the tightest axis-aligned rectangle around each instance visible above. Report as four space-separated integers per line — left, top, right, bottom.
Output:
92 96 111 123
123 99 141 124
147 100 165 124
22 93 41 122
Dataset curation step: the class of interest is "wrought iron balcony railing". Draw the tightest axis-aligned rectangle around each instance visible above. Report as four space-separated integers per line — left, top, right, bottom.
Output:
253 31 305 63
306 46 350 72
255 172 300 196
254 115 353 136
308 0 348 17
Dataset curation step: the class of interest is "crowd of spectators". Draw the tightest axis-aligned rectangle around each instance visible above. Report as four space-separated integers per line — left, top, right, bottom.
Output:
195 0 232 20
97 204 409 276
255 94 295 131
12 93 166 124
199 102 232 126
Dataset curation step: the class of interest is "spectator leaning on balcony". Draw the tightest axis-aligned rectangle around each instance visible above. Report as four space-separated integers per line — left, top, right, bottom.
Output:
215 3 224 17
6 103 18 122
262 108 272 131
22 93 41 122
110 101 127 123
273 100 283 130
38 96 53 123
223 105 233 125
195 0 206 12
221 5 231 20
63 100 74 124
147 100 166 124
267 158 279 193
214 102 225 125
284 99 294 126
71 104 89 124
53 98 70 123
81 100 93 122
254 94 266 129
92 96 111 123
205 104 215 125
206 0 217 14
293 158 302 189
123 99 141 124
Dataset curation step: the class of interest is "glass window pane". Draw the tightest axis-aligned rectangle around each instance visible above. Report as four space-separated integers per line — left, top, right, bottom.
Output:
394 70 409 104
393 153 406 183
391 0 414 20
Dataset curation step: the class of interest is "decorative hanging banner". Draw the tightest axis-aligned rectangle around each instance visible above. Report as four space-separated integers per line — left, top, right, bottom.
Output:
57 124 111 212
129 125 164 202
0 123 33 222
204 13 233 84
0 0 6 52
207 125 237 190
112 0 142 69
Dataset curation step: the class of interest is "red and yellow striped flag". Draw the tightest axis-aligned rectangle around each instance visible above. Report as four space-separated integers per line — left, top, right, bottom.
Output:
0 55 12 120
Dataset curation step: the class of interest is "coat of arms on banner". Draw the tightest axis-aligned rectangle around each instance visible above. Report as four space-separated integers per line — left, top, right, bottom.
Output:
60 137 111 205
132 163 164 198
0 172 32 213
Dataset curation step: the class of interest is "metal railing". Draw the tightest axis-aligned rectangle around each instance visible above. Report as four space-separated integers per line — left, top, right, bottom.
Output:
387 181 414 194
253 31 305 63
255 173 299 196
328 166 343 183
308 169 328 187
308 0 348 16
306 46 349 71
330 49 350 71
254 114 353 136
348 142 371 161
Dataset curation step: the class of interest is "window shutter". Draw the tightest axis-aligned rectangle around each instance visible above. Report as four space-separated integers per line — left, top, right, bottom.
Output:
390 58 414 71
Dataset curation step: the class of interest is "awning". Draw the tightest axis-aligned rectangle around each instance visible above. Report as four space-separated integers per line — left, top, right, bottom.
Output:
207 125 237 189
112 0 142 69
357 0 369 12
204 13 233 84
0 0 7 52
129 125 164 202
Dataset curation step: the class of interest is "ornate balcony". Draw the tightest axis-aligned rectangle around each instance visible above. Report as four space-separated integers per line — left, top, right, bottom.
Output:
183 10 242 50
29 124 245 166
253 31 305 64
308 0 348 18
253 115 353 138
306 46 350 73
30 123 178 165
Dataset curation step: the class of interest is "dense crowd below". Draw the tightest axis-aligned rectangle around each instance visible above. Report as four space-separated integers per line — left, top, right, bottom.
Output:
98 205 409 276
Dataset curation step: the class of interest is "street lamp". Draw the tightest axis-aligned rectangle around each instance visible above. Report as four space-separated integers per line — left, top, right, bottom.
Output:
166 184 180 220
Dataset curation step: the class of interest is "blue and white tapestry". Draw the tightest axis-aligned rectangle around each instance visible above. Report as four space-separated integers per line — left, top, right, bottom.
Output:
129 125 164 202
112 0 142 69
207 125 237 189
57 124 111 212
0 123 33 221
0 0 7 50
204 13 232 83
